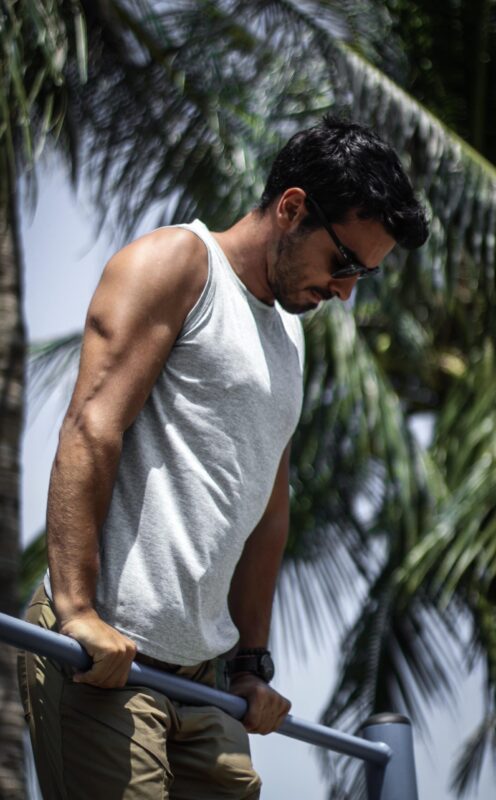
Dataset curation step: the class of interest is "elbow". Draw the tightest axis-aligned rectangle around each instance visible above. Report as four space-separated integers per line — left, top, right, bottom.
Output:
56 407 123 467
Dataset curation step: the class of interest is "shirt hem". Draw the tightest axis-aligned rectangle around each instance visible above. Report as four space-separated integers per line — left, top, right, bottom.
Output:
114 624 240 667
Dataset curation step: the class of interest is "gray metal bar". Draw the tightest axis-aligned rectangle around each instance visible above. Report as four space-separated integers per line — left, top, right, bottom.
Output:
1 612 391 766
361 713 419 800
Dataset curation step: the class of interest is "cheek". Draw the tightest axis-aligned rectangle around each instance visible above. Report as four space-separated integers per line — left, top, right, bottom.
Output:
278 233 326 288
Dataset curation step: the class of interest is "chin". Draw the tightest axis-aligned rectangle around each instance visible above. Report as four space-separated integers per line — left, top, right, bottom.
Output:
278 299 317 314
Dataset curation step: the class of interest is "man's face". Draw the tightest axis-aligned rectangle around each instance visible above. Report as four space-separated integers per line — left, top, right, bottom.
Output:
268 211 396 314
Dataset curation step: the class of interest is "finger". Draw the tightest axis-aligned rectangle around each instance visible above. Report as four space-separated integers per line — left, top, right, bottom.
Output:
265 716 286 734
108 652 136 688
73 665 112 687
258 707 282 735
73 653 124 687
88 641 136 684
242 705 264 733
250 700 291 735
89 657 133 689
245 703 281 734
273 708 290 732
242 715 260 733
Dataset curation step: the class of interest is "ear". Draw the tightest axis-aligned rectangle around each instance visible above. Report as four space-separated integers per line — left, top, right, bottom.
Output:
275 188 308 232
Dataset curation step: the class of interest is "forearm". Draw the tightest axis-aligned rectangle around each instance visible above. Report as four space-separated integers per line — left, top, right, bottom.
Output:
227 493 291 735
229 509 289 648
47 419 122 624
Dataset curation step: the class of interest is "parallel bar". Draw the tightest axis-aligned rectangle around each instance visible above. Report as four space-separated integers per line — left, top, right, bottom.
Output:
361 714 419 800
1 612 390 766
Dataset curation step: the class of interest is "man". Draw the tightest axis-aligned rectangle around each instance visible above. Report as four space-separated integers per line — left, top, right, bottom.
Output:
18 116 428 799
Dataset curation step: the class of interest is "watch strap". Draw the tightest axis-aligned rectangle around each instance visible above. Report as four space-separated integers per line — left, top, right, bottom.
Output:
236 647 270 657
225 648 274 683
226 655 262 674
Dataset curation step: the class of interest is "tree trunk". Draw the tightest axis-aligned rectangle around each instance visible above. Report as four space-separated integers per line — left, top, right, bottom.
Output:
0 146 27 798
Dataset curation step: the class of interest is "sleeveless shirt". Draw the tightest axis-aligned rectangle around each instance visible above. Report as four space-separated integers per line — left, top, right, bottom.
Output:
46 219 304 664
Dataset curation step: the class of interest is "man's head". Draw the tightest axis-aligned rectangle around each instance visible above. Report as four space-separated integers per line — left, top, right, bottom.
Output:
260 115 428 247
259 116 429 313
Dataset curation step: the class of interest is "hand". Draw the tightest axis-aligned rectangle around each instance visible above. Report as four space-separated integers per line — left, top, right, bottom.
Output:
228 672 291 735
60 609 137 689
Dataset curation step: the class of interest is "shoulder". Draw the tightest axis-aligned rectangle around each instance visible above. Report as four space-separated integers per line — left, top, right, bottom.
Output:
113 224 207 266
106 226 207 300
95 225 208 327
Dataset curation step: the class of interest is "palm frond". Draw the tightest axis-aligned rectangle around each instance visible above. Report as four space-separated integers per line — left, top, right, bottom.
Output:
447 589 496 796
291 302 436 558
27 332 82 419
330 40 496 316
275 300 441 660
450 710 496 798
0 0 87 186
72 0 345 241
397 342 496 604
20 529 47 607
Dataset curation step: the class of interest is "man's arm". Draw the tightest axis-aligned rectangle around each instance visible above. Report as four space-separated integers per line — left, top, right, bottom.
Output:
47 227 207 689
227 444 292 734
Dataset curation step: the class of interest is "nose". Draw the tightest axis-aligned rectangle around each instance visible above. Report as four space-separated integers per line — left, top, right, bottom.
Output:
329 276 358 302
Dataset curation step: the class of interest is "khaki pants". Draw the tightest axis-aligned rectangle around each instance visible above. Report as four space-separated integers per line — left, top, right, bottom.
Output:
17 585 261 800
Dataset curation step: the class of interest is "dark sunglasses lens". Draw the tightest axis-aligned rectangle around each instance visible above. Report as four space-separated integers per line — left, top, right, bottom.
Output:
333 266 362 279
333 265 379 280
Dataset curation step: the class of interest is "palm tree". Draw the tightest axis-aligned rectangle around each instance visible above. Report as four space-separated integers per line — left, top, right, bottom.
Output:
1 1 88 793
5 1 496 797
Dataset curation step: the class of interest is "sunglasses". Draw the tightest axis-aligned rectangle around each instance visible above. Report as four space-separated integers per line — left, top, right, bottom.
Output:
305 195 380 280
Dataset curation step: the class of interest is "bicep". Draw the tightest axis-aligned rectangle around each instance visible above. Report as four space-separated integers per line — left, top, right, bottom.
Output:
65 228 207 436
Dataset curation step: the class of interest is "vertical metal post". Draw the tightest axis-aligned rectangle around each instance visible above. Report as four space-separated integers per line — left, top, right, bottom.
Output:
361 713 418 800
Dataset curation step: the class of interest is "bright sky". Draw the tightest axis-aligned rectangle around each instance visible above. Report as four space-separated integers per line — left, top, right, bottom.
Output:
20 156 495 800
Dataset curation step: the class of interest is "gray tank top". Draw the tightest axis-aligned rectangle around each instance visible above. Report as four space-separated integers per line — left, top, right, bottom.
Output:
46 219 304 664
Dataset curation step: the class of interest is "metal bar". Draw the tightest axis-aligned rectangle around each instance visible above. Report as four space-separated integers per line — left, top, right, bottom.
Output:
1 612 391 766
361 714 419 800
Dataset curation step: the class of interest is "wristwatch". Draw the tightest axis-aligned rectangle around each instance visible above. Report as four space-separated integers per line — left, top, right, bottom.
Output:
226 648 275 683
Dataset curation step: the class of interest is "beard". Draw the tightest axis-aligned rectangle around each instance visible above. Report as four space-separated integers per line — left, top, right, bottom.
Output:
268 230 330 314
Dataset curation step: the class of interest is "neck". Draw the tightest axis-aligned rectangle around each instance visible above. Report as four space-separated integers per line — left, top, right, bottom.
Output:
212 210 276 305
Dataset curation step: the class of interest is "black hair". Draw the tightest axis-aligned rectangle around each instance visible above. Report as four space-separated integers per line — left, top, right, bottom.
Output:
259 115 429 249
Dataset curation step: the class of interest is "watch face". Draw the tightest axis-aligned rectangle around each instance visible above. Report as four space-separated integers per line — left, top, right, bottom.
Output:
260 653 275 682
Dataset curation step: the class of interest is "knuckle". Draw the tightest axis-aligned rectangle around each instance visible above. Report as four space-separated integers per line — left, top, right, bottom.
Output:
253 684 265 700
108 643 127 661
100 650 115 663
244 713 257 730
